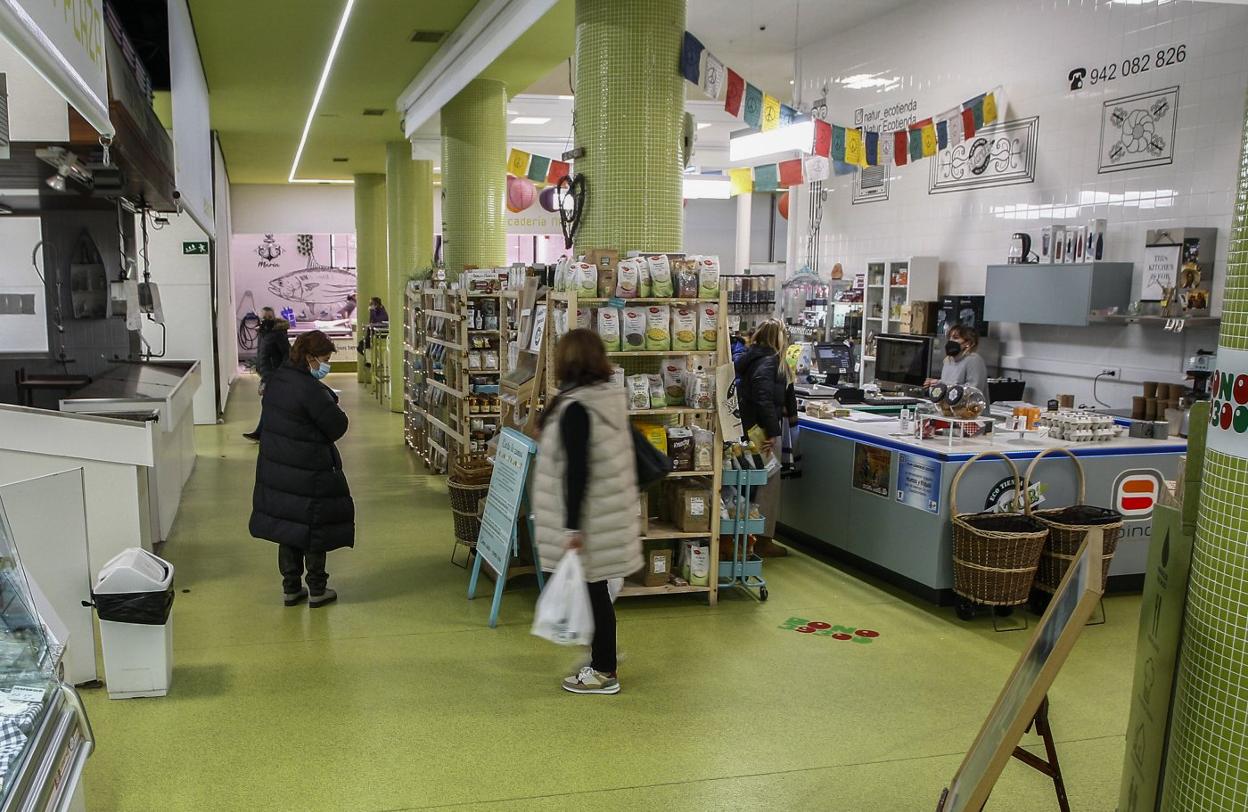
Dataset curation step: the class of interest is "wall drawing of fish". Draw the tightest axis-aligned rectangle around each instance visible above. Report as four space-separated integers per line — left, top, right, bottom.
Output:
266 266 357 316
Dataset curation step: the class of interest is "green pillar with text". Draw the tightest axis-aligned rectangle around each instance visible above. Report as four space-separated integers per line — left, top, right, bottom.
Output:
385 143 433 412
353 173 386 383
441 78 507 277
573 0 686 254
1160 92 1248 809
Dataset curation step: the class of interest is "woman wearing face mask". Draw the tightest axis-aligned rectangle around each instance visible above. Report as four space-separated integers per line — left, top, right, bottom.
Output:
249 330 355 608
938 325 990 399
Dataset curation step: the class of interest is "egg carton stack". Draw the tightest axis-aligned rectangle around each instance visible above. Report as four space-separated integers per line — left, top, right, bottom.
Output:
1036 410 1123 443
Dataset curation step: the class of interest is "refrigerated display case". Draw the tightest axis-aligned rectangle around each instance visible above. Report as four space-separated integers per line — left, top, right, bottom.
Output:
0 500 93 811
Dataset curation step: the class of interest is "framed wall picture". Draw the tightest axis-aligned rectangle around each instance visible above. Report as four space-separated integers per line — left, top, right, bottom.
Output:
929 117 1039 194
1098 86 1179 174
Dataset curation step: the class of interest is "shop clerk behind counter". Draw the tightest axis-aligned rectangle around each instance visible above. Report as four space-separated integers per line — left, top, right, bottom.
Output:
927 325 990 399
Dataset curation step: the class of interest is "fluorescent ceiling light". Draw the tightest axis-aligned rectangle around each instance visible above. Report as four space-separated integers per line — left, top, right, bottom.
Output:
729 120 814 162
683 175 731 199
558 94 573 100
511 116 550 125
289 0 358 184
697 122 712 130
839 73 901 91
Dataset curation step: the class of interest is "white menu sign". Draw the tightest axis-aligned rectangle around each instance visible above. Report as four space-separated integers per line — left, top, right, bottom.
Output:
1142 243 1180 301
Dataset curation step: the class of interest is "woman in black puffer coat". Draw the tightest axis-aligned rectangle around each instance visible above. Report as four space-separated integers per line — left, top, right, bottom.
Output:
734 319 797 558
249 330 354 607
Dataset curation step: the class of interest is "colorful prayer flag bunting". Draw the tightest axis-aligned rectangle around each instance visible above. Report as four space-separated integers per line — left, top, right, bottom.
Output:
724 69 745 116
814 120 832 157
935 120 948 151
831 125 846 162
982 92 998 126
506 149 530 178
804 155 830 182
547 160 570 185
948 112 965 147
844 127 865 167
779 104 795 128
918 119 937 157
894 130 909 166
743 84 763 128
968 97 985 131
880 131 895 166
680 32 704 84
832 159 857 176
753 163 779 192
907 125 923 162
778 158 804 186
527 154 551 183
729 167 753 196
961 106 977 140
702 53 725 99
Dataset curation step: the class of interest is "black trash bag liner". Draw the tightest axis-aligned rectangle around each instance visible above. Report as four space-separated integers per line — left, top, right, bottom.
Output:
92 589 174 625
958 512 1049 534
1036 505 1123 525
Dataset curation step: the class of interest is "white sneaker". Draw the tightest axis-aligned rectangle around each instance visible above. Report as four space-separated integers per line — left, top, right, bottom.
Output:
561 666 620 695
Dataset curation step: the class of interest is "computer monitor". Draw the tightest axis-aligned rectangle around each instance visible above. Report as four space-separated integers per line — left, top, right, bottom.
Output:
814 343 851 375
875 334 931 391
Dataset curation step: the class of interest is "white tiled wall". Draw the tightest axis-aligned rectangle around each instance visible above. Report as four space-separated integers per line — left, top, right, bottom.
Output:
796 0 1248 406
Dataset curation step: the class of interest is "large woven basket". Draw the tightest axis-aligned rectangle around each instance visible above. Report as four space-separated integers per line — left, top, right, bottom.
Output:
448 478 489 548
1025 448 1124 594
951 451 1050 607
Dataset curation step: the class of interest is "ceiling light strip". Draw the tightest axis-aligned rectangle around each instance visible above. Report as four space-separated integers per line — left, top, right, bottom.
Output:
288 0 357 184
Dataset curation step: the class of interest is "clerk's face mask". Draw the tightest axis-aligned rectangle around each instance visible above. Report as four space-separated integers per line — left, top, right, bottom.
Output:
945 340 963 357
311 359 332 380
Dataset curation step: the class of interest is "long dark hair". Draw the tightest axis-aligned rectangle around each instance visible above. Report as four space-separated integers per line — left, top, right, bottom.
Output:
290 330 335 370
539 328 613 427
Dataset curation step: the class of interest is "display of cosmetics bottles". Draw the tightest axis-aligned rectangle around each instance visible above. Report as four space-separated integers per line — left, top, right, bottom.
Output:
722 274 777 312
468 394 500 415
1040 219 1107 264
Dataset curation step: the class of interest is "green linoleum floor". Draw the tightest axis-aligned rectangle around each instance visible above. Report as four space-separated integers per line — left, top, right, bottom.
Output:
79 375 1138 811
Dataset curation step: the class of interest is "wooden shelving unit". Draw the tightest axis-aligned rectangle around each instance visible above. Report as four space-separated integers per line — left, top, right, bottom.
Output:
546 288 729 606
861 255 938 386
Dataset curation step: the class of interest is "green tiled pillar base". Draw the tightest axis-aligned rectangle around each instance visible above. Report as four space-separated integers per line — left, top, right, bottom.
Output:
441 79 507 277
574 0 686 255
386 143 434 412
353 174 386 382
1161 92 1248 810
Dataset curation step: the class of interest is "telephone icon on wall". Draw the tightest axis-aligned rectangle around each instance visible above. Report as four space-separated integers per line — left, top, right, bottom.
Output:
1068 68 1087 91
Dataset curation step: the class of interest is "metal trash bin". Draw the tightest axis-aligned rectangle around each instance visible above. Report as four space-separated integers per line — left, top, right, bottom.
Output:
92 549 174 699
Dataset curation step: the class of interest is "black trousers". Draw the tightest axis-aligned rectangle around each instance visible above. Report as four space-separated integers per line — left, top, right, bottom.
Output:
278 545 328 594
587 580 617 674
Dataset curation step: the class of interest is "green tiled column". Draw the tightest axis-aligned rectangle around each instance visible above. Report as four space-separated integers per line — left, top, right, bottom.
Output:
386 142 434 413
441 79 507 276
574 0 686 255
353 173 386 382
1161 93 1248 810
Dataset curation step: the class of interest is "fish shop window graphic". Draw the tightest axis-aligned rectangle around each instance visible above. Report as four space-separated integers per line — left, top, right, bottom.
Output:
234 233 358 323
1098 86 1178 174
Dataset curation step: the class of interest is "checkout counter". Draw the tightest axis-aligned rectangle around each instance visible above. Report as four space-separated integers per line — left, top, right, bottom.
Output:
779 406 1185 604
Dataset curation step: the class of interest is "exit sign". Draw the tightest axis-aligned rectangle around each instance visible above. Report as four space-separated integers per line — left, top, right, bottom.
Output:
183 241 209 255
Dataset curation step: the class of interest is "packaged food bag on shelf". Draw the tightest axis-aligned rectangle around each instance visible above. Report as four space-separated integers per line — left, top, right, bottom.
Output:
552 307 569 337
598 266 617 298
685 367 714 411
671 306 698 351
627 375 651 411
697 302 719 351
648 374 666 409
638 259 652 297
615 260 640 299
622 306 646 351
634 421 667 454
698 256 721 300
597 308 621 352
571 262 597 297
531 551 595 646
576 306 594 330
648 255 674 297
610 365 627 391
645 305 671 351
675 260 699 298
662 357 688 406
667 426 693 471
693 426 715 471
681 542 710 587
554 256 571 291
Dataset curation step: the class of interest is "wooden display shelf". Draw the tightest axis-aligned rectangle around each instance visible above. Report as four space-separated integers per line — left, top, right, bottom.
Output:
627 407 713 416
424 309 460 320
427 336 465 351
666 469 714 478
607 350 715 358
642 521 712 541
616 582 711 598
425 378 466 399
572 297 719 305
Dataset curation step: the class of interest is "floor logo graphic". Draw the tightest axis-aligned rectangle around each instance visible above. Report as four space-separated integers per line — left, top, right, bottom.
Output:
1114 470 1162 518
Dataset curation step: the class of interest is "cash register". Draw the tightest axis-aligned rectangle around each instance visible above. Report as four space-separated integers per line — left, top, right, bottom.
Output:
794 343 854 407
864 334 928 406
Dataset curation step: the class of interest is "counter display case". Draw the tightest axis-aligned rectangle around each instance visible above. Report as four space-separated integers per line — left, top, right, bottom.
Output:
0 501 93 810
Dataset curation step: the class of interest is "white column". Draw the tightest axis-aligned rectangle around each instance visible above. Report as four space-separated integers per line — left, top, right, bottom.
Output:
735 192 752 274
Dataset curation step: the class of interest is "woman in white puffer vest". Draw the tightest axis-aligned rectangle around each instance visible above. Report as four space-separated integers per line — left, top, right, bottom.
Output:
534 328 642 695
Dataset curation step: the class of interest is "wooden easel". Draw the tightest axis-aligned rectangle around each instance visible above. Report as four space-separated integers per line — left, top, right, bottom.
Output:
936 698 1068 812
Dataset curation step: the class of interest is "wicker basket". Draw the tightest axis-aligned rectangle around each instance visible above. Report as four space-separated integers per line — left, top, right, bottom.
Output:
452 455 494 486
951 452 1050 607
448 478 489 548
1025 448 1124 594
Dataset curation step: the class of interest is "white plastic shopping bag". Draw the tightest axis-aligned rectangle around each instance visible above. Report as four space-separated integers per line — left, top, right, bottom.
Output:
531 550 595 646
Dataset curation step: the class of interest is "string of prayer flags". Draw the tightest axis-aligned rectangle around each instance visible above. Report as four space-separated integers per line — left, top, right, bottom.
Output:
893 131 909 166
526 154 551 183
804 155 830 182
907 124 924 162
762 95 782 131
879 130 895 166
831 125 846 162
918 119 937 158
865 130 880 167
702 53 725 100
729 167 754 195
680 32 704 84
935 119 949 152
507 149 530 178
753 163 779 192
779 104 796 128
982 91 998 126
778 158 804 187
813 119 832 158
743 83 764 128
724 69 745 116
